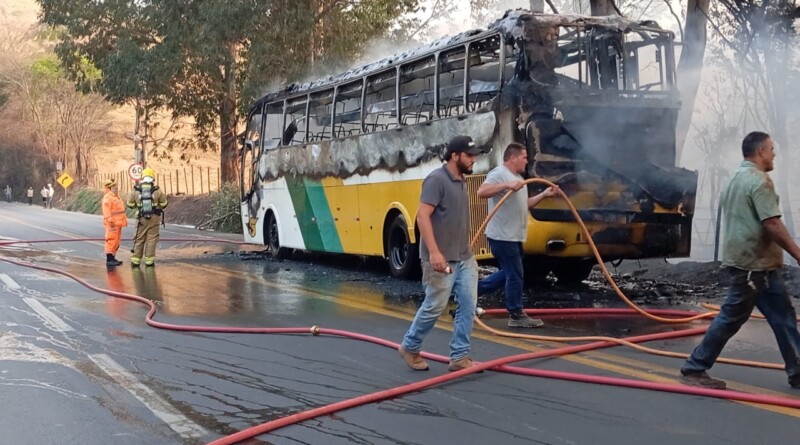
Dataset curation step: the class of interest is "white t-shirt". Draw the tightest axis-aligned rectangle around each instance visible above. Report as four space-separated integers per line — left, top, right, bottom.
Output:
484 165 529 242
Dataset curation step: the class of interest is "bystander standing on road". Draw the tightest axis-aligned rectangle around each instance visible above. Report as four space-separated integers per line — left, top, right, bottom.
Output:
102 178 128 267
399 136 483 372
46 183 55 208
26 187 33 205
679 131 800 391
477 143 559 328
3 185 11 203
40 185 48 207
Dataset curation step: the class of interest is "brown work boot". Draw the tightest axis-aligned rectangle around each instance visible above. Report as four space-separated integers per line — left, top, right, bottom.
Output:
448 356 475 372
678 371 726 390
398 345 429 371
508 313 544 328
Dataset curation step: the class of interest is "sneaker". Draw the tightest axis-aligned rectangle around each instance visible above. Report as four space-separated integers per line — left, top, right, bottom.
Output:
508 313 544 328
789 375 800 389
678 371 727 390
398 346 429 371
448 356 475 372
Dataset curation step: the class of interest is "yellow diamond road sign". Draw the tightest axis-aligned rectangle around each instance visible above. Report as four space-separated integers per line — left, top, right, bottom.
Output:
56 172 74 189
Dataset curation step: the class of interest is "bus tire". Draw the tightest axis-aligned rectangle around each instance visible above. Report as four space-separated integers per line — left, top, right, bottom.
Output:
552 259 594 284
386 214 419 279
266 212 291 259
522 257 551 286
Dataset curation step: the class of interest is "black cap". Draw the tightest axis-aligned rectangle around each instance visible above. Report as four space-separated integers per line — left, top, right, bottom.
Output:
446 136 483 156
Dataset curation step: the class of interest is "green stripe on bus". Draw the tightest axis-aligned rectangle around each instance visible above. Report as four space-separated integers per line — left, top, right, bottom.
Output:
285 175 342 253
302 177 343 253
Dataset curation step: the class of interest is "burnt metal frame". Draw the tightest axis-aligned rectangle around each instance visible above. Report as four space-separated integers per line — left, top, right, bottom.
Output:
253 25 676 152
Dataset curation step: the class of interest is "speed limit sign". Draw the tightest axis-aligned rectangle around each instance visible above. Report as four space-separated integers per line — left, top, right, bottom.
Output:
128 163 144 181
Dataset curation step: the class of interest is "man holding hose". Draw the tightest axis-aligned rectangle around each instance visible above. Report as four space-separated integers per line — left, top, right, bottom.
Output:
477 143 558 328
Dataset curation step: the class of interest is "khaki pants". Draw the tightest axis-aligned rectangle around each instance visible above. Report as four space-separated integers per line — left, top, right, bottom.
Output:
131 216 161 264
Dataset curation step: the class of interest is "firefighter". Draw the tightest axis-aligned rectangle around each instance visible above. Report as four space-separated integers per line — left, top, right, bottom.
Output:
127 167 168 267
102 178 128 266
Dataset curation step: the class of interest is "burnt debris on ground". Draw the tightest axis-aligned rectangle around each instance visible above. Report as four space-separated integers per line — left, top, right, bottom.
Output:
206 249 796 313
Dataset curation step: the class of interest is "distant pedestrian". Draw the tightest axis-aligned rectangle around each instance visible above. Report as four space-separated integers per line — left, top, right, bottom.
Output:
102 178 128 267
26 187 33 205
40 186 47 207
398 136 483 372
678 131 800 390
3 185 11 203
46 183 54 208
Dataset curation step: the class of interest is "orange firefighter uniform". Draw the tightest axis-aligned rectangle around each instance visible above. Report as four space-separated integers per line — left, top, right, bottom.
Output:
102 179 128 265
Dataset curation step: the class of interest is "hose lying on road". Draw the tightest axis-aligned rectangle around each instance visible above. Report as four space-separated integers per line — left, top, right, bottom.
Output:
1 250 799 445
2 178 799 444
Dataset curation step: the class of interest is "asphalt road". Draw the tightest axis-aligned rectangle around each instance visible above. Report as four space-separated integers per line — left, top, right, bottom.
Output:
1 201 799 445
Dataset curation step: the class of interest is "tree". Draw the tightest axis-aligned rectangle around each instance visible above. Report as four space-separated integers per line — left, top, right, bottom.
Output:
38 1 177 168
0 15 110 184
707 0 800 235
675 0 712 163
39 0 425 184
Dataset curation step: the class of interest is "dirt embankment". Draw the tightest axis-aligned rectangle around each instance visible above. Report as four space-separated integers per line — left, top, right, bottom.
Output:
161 194 214 226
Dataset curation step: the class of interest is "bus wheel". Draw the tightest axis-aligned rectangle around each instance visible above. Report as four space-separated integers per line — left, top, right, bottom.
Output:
522 258 551 286
552 259 594 284
387 215 419 279
267 212 291 259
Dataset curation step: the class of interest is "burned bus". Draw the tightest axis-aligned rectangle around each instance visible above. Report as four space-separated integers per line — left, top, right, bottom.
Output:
240 10 697 282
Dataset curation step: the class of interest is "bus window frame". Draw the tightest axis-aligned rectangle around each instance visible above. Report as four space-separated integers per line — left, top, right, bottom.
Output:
332 79 363 138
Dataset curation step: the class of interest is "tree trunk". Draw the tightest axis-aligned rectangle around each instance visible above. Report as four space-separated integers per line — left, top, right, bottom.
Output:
766 28 795 238
590 0 617 16
675 0 710 164
219 42 239 184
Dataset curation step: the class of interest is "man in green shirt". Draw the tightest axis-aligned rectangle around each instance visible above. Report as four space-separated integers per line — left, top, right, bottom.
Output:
679 131 800 390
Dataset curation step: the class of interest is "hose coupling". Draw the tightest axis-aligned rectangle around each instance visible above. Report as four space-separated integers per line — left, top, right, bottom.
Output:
310 325 320 336
475 307 485 318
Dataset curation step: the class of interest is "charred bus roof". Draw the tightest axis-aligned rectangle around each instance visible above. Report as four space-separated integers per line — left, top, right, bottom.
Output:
250 10 672 110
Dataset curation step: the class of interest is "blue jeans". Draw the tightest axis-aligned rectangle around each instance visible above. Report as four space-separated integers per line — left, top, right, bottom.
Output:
478 239 524 313
401 258 478 361
682 268 800 382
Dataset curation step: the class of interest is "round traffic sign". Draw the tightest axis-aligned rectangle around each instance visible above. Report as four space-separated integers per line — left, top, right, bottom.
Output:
128 163 144 181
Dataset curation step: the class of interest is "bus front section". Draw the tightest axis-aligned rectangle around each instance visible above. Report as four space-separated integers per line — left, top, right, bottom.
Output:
492 12 697 281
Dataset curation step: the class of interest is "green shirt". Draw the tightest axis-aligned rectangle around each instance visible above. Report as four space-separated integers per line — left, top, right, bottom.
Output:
721 160 783 271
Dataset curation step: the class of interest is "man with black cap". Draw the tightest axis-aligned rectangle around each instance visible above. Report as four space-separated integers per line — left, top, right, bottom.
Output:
399 135 483 372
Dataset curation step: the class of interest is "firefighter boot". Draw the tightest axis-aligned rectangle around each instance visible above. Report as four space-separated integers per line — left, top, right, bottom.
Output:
106 254 122 267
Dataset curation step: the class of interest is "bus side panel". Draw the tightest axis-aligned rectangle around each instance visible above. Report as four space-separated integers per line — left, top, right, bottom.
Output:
263 177 306 250
321 177 362 253
354 175 425 257
284 175 343 253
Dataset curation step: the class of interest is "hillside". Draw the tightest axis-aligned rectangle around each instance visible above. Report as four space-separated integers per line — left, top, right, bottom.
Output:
0 0 221 183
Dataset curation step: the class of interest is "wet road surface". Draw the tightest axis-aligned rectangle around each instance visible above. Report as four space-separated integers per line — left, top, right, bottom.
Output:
1 202 799 444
